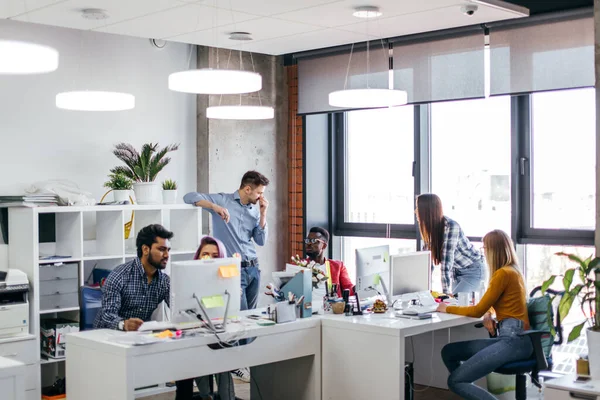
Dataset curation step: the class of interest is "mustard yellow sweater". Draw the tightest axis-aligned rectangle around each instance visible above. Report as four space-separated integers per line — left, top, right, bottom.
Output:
446 266 529 328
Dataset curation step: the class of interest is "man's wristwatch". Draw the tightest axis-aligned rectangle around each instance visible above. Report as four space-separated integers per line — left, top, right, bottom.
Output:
118 320 125 331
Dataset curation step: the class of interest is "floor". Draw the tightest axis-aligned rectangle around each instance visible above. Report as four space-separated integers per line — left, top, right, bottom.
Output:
140 378 545 400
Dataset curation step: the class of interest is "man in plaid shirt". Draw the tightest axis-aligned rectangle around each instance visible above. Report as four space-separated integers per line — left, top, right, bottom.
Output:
94 224 173 331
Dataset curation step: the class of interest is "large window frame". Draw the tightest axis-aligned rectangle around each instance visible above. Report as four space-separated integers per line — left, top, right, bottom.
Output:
329 93 594 250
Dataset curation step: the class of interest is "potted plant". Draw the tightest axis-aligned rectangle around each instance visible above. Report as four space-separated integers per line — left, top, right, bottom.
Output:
162 179 178 204
111 142 179 204
103 172 133 202
541 252 600 377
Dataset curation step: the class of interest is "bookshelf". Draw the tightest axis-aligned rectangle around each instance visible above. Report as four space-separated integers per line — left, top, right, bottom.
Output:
3 204 203 399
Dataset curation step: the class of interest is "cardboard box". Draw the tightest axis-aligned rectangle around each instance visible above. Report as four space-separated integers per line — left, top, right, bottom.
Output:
40 318 79 359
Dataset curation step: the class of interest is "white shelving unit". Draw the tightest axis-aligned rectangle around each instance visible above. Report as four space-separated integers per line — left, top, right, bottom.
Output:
3 204 203 399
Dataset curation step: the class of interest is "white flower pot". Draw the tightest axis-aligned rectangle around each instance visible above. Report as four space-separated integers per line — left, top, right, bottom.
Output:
112 189 130 203
133 182 161 205
588 328 600 378
162 189 178 204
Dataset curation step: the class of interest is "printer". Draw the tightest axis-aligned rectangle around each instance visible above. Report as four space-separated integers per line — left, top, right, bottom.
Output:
0 269 30 338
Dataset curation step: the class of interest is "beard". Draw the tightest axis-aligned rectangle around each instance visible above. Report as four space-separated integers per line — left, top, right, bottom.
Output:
148 252 167 270
306 250 320 260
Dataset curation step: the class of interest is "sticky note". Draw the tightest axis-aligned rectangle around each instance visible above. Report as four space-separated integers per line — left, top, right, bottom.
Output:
219 265 240 278
373 274 381 285
202 295 225 309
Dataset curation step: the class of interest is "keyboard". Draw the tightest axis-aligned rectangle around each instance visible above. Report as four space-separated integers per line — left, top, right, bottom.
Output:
400 304 438 316
138 321 175 332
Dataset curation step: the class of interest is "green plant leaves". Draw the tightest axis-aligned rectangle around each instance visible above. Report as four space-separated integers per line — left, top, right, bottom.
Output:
112 142 178 183
541 275 556 293
563 269 575 292
568 322 587 343
559 284 583 321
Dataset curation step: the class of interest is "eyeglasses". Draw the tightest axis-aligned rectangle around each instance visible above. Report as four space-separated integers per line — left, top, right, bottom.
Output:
304 238 326 244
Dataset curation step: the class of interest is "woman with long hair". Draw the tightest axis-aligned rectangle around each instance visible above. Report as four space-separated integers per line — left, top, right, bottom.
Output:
416 193 485 294
436 230 532 400
175 236 235 400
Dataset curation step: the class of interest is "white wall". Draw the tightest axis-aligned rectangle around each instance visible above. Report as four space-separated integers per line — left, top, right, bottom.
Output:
0 19 197 201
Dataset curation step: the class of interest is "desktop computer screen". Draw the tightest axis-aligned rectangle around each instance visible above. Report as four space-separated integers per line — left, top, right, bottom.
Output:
170 258 241 329
391 251 431 300
355 245 390 302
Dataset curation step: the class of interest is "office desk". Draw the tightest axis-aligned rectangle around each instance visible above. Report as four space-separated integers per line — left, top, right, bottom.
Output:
66 316 321 400
0 356 25 400
321 312 481 400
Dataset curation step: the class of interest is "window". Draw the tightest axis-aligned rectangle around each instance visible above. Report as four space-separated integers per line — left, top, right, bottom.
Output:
431 97 512 237
341 237 416 281
531 88 596 230
345 106 414 224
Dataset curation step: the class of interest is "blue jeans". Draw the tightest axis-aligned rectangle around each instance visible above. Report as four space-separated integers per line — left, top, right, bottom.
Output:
240 265 260 311
195 373 234 400
452 260 485 295
442 318 534 400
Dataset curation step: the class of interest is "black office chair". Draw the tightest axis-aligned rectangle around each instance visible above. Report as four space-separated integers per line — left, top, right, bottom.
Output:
478 286 564 400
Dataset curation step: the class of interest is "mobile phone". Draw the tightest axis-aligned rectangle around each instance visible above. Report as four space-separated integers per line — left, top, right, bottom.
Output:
574 375 591 383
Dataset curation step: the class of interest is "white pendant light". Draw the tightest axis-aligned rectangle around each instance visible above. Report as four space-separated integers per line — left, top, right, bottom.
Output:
56 91 135 111
329 88 407 108
207 105 274 120
168 69 262 94
0 40 59 74
328 6 408 109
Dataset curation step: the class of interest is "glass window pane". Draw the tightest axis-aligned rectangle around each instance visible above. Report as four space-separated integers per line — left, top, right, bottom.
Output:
531 88 595 230
346 106 414 224
525 244 594 374
431 97 512 237
341 237 416 282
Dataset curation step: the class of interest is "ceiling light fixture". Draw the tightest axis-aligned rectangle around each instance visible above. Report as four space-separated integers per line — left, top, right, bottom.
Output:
206 105 274 120
81 8 109 20
352 6 383 19
169 69 261 94
328 7 407 109
229 32 253 41
0 40 59 75
56 91 135 111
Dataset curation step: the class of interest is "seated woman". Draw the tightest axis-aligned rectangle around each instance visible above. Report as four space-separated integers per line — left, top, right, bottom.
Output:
436 229 533 400
175 236 235 400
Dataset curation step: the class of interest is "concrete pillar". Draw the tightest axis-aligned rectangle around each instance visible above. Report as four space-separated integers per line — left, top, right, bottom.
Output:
196 46 289 306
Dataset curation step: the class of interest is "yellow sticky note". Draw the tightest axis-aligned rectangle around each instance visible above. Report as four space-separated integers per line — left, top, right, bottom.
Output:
218 265 240 278
373 274 381 285
202 295 225 309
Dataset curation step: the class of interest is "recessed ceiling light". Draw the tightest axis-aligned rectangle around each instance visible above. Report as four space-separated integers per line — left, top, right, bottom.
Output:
81 8 110 20
229 32 253 41
352 6 382 19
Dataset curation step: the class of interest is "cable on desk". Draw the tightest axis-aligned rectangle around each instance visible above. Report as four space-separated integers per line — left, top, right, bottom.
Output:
409 330 436 393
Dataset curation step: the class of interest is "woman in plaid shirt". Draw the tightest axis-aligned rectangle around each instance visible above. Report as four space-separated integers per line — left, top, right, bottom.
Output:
416 194 485 295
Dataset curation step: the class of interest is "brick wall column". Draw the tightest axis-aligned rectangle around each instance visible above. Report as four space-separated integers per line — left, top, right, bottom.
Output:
287 65 304 259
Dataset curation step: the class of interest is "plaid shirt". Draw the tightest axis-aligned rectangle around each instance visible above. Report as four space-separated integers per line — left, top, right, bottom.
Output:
93 258 170 330
440 217 483 294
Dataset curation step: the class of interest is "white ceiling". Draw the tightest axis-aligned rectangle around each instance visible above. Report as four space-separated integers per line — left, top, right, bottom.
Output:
1 0 528 55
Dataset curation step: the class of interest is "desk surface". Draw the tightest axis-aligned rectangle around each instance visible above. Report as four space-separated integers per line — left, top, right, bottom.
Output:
320 311 478 337
67 314 320 357
545 374 600 395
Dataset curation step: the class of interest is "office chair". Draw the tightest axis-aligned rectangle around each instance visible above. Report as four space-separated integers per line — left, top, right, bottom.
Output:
477 286 564 400
79 286 103 331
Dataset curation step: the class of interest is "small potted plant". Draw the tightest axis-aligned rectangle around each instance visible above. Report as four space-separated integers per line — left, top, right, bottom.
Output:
542 252 600 377
111 142 179 204
103 173 133 202
162 179 178 204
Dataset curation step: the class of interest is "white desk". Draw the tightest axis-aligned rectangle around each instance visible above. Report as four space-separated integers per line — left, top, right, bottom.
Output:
0 356 26 400
321 312 483 400
545 374 600 399
66 316 321 400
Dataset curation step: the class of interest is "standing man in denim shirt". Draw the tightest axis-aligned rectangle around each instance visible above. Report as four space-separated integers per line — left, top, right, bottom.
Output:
184 170 269 311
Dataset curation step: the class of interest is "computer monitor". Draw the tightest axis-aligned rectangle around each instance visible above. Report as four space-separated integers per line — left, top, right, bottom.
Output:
355 245 391 303
390 251 431 301
170 258 241 333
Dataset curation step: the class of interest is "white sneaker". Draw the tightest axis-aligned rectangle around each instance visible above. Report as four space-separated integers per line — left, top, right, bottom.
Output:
231 368 250 383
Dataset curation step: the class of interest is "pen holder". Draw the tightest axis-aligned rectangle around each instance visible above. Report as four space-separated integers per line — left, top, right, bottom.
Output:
275 302 297 324
331 301 345 315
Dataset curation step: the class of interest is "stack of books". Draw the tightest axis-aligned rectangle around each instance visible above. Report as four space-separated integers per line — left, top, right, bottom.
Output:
0 194 59 207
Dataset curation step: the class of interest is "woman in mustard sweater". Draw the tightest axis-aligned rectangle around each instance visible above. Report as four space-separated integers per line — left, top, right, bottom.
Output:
436 230 532 400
